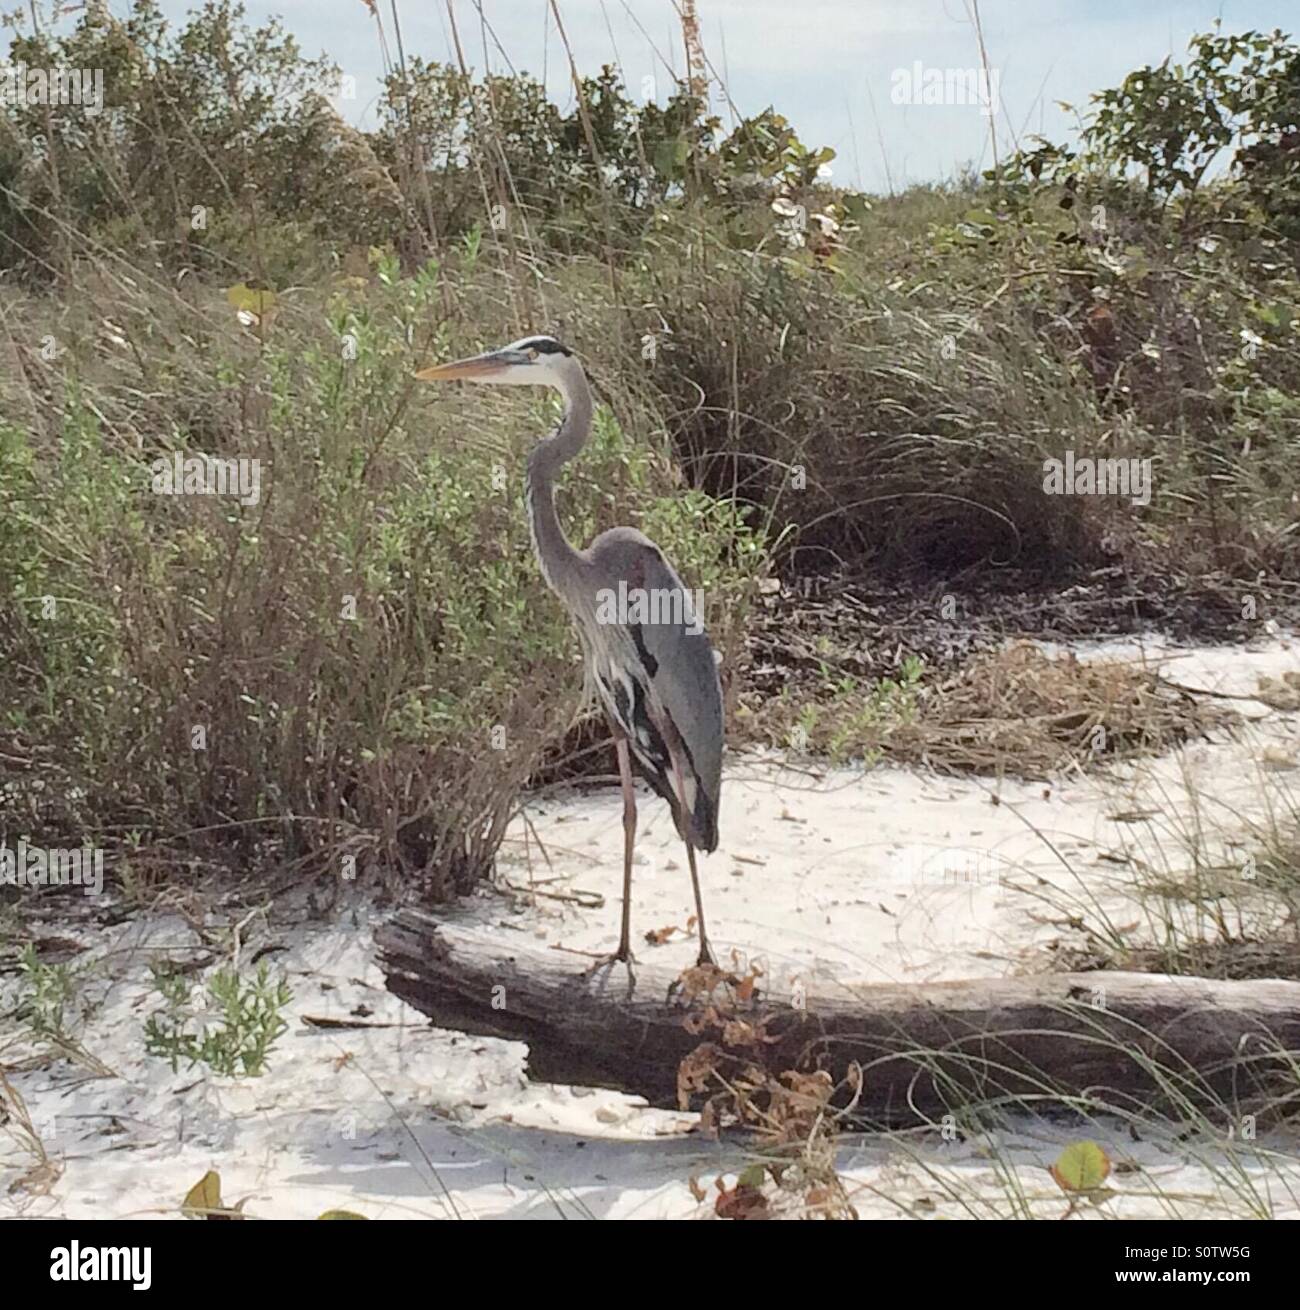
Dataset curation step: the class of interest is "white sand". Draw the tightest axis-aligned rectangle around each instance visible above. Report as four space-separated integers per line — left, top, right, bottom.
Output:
3 635 1299 1219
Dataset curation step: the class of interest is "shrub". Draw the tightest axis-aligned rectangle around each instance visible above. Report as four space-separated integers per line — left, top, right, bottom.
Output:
0 244 764 894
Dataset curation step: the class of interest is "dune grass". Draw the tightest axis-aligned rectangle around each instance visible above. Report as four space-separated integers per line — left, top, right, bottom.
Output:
1 1 1297 903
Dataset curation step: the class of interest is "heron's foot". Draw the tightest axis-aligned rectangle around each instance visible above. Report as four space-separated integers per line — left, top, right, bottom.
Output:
582 945 637 985
695 939 718 969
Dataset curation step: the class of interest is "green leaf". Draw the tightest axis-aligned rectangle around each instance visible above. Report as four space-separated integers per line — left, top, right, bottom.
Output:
652 137 690 178
841 193 872 223
1050 1141 1112 1193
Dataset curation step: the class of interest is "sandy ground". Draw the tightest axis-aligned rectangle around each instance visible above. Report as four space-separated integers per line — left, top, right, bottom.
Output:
3 636 1299 1220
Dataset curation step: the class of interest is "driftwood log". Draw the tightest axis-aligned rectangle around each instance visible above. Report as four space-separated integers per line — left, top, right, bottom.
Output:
377 911 1300 1124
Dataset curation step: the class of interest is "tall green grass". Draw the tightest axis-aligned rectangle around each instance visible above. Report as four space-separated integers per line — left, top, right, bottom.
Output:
0 241 763 893
2 1 1298 895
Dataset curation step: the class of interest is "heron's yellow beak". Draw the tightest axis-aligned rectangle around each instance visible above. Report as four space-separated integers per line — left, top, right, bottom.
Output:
415 349 530 382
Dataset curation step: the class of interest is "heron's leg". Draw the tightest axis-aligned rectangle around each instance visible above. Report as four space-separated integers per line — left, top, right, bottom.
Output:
669 753 717 968
613 733 637 962
683 841 716 968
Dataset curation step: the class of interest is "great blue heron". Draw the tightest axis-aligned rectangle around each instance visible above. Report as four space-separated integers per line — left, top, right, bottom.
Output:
416 335 724 967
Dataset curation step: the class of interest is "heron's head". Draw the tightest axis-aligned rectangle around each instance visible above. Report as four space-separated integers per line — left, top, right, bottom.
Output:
415 334 576 389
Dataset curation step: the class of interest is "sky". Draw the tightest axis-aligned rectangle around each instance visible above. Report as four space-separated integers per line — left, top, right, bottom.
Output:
118 2 1300 192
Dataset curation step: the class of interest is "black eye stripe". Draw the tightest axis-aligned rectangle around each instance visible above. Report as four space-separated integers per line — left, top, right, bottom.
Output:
516 336 571 357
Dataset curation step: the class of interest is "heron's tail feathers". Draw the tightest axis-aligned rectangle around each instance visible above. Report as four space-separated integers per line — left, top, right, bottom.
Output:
636 750 718 853
684 788 719 853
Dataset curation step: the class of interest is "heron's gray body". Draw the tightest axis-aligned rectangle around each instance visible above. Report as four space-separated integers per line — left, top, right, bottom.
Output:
580 527 722 851
521 355 723 854
419 333 724 964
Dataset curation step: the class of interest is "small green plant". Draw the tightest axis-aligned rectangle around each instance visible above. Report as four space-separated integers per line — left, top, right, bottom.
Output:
144 962 292 1077
792 702 820 751
16 944 79 1043
871 656 925 722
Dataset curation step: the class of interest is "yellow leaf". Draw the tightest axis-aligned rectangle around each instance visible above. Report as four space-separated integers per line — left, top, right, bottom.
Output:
226 282 277 316
181 1169 223 1218
1050 1141 1112 1193
318 1209 368 1220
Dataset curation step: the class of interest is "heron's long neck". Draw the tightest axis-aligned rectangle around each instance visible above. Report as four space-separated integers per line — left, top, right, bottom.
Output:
525 365 592 598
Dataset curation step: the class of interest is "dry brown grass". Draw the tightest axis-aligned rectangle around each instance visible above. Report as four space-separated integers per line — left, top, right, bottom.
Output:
744 642 1235 779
